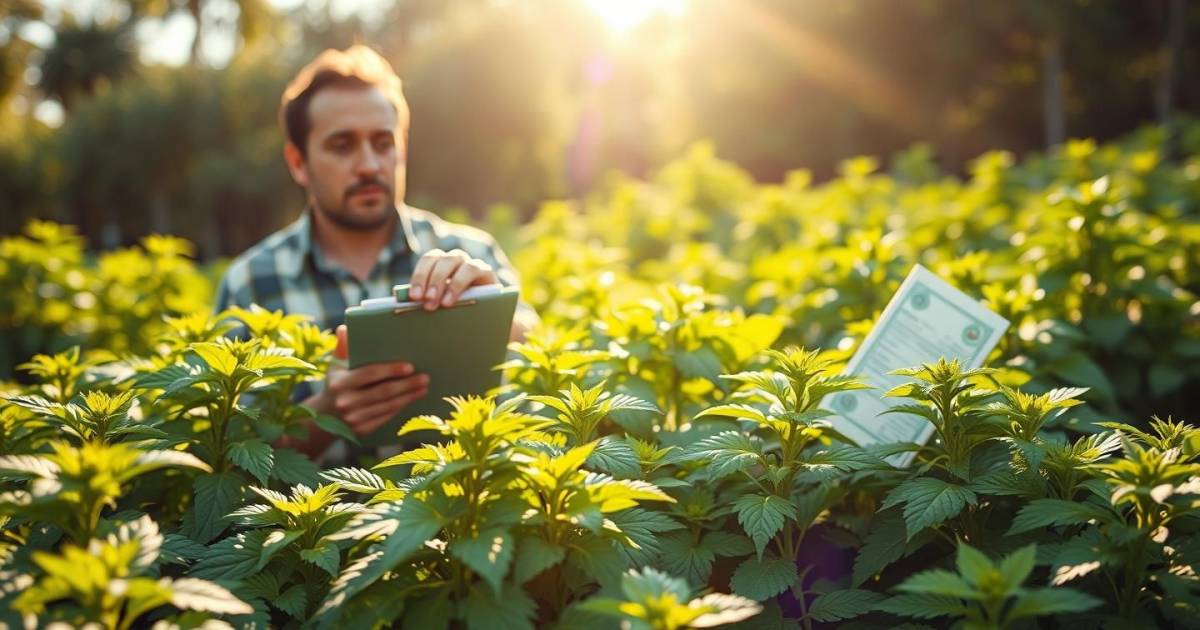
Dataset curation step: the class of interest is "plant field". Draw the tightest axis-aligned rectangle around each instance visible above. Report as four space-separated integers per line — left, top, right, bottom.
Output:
0 128 1198 628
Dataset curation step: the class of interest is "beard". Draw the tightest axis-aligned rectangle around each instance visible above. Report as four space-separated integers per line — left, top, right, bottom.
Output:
313 177 397 232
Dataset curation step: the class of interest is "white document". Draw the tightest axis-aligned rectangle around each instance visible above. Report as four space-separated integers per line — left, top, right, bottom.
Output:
829 264 1009 465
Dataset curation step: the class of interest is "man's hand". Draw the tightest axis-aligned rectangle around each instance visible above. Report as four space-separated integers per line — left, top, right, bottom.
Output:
290 326 428 458
408 248 498 311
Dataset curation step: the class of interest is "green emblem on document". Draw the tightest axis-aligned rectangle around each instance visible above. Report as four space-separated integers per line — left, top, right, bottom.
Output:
835 393 858 413
910 290 930 310
962 324 983 345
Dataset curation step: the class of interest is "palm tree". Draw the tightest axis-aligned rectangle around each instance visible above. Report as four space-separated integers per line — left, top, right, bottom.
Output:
176 0 273 66
37 19 136 113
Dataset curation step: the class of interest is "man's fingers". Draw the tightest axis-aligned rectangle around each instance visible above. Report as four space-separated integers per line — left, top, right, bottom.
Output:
332 361 414 391
421 251 468 310
334 325 349 361
334 373 429 413
408 248 444 300
441 259 495 307
345 386 430 433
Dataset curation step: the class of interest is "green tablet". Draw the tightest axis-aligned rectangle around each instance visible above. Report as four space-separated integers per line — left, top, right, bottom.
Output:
344 283 519 444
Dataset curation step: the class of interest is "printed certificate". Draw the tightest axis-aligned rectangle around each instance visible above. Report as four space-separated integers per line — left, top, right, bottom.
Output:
829 264 1010 464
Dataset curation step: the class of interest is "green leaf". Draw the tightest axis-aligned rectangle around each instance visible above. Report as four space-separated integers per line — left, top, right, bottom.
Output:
729 555 798 601
881 478 976 539
895 569 977 599
1046 353 1114 402
316 499 442 618
660 532 715 586
675 346 722 381
513 536 565 584
567 537 628 591
192 343 237 377
853 510 909 586
320 467 389 494
258 529 303 571
807 589 886 622
450 528 514 594
228 440 274 485
1149 364 1186 398
161 534 209 566
190 530 269 580
996 544 1036 590
312 413 360 445
876 593 970 619
955 544 994 586
191 472 244 543
586 436 641 478
301 542 341 577
609 507 684 566
1007 499 1113 535
168 577 253 615
733 494 796 558
462 583 536 630
274 583 307 618
271 447 321 487
1007 587 1102 619
688 431 762 481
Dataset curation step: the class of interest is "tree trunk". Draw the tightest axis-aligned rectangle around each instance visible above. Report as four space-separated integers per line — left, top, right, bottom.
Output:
1157 0 1187 158
188 0 203 66
1042 34 1066 149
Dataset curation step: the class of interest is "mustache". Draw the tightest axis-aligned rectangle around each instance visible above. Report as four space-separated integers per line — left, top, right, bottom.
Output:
344 178 392 199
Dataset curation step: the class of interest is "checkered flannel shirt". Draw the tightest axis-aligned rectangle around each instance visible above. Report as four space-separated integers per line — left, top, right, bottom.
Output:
214 205 530 407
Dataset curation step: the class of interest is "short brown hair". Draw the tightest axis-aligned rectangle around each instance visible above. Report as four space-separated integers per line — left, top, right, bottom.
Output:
279 45 410 157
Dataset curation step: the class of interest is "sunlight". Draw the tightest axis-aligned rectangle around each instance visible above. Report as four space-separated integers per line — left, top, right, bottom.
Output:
584 0 687 33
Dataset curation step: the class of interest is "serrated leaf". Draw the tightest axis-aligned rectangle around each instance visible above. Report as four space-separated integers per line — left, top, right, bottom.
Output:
881 478 976 539
301 542 341 577
190 530 268 580
513 536 565 584
660 531 715 586
274 583 308 618
807 589 886 622
688 431 762 480
609 507 684 566
730 555 798 601
895 569 976 598
320 467 389 493
192 343 237 376
257 529 303 571
450 528 514 594
733 494 796 557
586 436 641 478
191 472 244 543
271 447 321 487
169 577 253 615
859 511 912 585
228 440 274 485
316 499 442 617
462 583 536 630
161 534 209 566
1007 499 1114 535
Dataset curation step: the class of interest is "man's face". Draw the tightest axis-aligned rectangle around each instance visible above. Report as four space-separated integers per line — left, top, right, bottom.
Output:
290 85 406 231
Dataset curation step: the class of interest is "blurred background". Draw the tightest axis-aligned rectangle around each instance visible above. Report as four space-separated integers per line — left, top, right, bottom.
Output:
1 0 1197 257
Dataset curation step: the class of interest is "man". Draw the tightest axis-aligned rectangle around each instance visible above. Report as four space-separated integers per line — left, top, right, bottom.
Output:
215 45 536 461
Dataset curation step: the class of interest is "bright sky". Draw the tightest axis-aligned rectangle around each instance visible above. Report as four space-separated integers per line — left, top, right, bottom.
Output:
16 0 687 125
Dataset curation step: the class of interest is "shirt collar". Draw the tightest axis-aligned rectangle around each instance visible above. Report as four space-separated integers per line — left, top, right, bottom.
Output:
284 205 421 279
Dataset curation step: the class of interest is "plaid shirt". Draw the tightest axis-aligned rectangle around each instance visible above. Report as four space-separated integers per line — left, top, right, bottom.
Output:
215 205 524 333
215 205 529 421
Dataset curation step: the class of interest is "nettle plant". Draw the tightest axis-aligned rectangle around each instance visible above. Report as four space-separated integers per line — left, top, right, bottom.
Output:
303 395 689 628
680 348 883 627
130 308 343 543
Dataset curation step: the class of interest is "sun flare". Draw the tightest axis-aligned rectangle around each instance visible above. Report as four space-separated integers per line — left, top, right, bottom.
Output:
584 0 687 33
